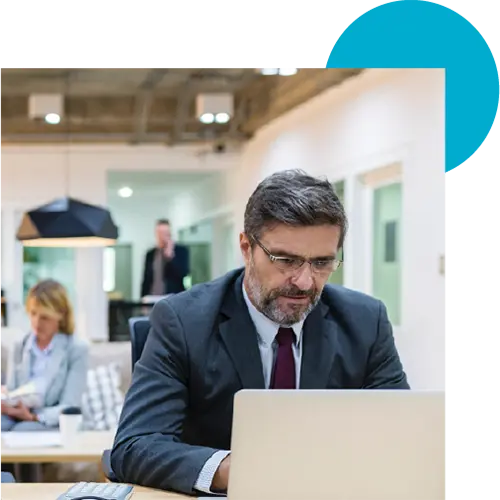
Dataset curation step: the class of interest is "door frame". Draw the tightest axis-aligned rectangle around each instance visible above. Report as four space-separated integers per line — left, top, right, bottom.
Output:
355 164 403 328
354 163 403 296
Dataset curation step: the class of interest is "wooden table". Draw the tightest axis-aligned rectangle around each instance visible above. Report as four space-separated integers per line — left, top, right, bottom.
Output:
2 431 117 482
1 484 188 500
1 431 115 464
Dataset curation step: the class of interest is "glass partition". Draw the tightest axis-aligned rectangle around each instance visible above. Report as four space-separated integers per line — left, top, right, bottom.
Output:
23 247 76 307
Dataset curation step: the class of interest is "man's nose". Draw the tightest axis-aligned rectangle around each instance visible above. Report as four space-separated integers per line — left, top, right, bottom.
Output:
290 262 314 290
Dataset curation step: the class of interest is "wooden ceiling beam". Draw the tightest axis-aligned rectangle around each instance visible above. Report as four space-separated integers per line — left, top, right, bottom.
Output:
1 69 364 144
242 69 363 133
131 69 170 144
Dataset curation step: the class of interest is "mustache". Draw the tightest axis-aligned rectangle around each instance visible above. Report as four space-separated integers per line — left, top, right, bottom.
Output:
269 286 316 299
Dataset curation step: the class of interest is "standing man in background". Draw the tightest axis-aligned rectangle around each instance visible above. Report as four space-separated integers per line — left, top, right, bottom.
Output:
141 219 190 297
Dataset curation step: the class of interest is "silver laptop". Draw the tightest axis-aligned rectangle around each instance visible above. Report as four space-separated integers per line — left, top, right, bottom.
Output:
227 390 444 500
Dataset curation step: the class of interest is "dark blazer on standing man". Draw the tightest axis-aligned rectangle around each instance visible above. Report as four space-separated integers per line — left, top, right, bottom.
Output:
140 244 190 297
111 268 409 495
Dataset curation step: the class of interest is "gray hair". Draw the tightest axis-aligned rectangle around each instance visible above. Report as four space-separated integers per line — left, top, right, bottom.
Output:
244 169 347 248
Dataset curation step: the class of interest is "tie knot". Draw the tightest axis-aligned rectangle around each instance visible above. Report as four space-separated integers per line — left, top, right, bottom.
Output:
275 327 295 347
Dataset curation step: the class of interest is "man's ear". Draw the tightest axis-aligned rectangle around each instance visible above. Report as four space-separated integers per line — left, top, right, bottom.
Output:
240 232 252 264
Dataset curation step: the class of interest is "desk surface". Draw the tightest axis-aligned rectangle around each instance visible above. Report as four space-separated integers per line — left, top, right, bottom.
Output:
1 431 115 463
1 484 188 500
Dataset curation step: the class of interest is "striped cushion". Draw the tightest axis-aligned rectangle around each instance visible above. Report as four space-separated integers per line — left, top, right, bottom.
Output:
81 363 124 431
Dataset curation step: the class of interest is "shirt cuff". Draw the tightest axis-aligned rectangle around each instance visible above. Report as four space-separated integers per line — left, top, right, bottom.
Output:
35 411 46 425
194 450 231 494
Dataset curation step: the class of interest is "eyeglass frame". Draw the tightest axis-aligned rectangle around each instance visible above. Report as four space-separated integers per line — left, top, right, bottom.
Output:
251 235 343 275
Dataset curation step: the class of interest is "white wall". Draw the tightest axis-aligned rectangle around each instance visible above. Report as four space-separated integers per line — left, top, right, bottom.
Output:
166 170 241 278
167 170 237 229
224 68 445 390
1 145 239 339
179 223 213 244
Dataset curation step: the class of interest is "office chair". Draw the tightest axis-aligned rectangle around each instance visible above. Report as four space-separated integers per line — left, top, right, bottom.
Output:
101 317 152 482
129 317 152 371
1 471 16 483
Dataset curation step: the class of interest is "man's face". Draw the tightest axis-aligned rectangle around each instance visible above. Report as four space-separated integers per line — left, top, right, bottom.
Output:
240 223 342 325
155 223 172 248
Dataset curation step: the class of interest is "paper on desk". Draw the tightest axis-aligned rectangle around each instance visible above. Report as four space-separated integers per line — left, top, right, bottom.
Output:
2 431 62 448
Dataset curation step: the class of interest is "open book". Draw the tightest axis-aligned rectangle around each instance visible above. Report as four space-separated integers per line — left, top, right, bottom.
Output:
1 382 43 409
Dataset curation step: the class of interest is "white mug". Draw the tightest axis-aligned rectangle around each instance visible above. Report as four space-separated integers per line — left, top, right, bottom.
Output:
59 413 82 446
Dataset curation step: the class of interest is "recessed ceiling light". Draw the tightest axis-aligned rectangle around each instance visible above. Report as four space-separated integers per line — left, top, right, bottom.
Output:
45 113 61 124
215 112 230 124
280 64 297 76
257 64 297 76
260 64 279 75
199 113 215 124
118 186 133 198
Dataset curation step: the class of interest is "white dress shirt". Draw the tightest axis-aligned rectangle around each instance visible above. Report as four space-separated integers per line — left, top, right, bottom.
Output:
27 332 61 397
194 282 306 494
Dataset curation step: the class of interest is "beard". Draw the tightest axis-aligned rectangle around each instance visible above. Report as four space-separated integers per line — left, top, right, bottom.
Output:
246 259 321 325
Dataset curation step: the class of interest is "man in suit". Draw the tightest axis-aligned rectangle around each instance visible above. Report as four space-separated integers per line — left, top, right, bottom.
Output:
140 219 190 297
111 170 409 496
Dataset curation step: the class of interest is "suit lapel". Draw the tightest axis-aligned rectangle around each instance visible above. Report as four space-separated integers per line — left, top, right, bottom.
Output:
300 301 339 389
19 336 32 386
219 273 265 389
41 335 68 394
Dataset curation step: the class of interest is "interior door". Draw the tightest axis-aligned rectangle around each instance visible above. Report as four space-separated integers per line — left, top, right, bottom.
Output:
372 182 402 325
113 244 133 300
185 243 212 286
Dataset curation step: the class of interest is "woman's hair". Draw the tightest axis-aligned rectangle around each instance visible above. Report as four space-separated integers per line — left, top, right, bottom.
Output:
25 279 75 334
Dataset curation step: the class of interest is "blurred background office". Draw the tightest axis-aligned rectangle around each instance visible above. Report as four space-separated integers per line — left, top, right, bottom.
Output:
1 68 444 393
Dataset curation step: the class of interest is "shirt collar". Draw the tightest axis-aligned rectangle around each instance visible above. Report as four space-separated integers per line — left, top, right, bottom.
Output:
242 280 306 347
28 333 58 355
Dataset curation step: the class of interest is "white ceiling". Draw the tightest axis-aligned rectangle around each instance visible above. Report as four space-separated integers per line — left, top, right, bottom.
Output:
107 170 216 198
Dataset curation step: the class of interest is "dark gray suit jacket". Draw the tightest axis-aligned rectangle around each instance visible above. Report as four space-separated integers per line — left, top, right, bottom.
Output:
111 268 409 495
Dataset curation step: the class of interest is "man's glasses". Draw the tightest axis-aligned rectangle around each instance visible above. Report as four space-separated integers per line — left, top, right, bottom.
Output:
252 236 342 275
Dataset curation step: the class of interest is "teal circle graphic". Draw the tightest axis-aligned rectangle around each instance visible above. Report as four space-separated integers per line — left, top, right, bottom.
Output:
327 0 499 172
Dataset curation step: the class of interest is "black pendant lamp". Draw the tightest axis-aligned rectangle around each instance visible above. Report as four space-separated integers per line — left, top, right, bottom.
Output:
16 72 119 248
16 197 118 247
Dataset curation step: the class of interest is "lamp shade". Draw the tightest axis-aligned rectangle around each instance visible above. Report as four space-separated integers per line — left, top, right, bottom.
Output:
16 197 119 247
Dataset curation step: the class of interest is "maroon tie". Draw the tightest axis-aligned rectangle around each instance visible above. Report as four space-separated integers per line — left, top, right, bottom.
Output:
270 327 296 389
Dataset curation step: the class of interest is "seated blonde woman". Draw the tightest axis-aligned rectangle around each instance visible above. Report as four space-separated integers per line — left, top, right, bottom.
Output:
1 279 88 432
